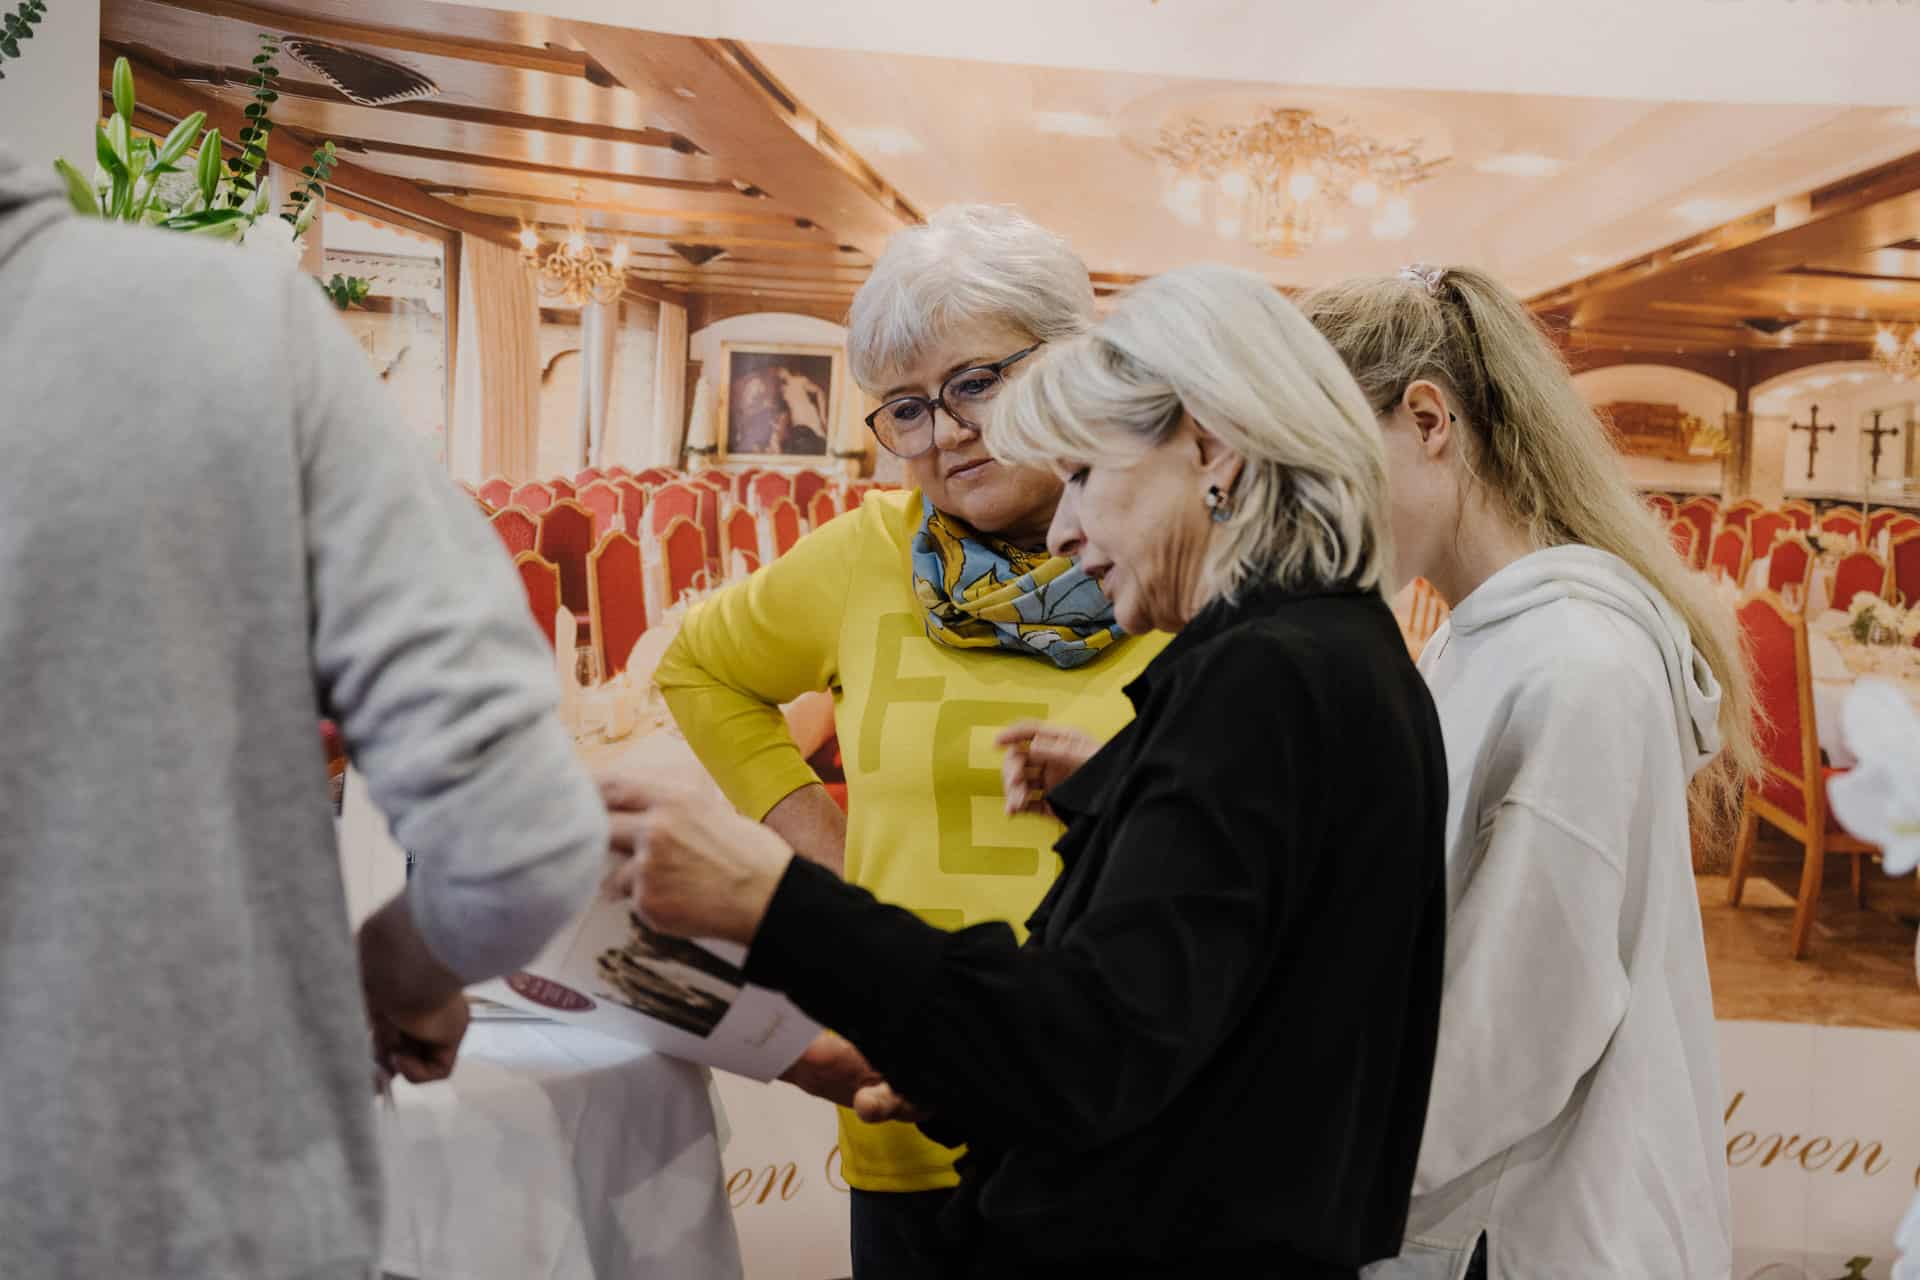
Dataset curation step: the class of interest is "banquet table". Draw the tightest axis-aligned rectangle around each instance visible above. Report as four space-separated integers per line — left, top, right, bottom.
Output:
340 607 829 1280
1808 612 1920 768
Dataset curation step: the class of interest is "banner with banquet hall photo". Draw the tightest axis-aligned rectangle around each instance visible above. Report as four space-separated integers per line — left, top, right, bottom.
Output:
42 0 1920 1273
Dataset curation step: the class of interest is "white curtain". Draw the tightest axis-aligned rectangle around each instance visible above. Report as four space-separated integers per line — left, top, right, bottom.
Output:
580 300 618 468
650 300 689 469
451 234 540 483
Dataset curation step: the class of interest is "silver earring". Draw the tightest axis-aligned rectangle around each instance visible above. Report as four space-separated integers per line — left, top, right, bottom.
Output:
1204 485 1235 523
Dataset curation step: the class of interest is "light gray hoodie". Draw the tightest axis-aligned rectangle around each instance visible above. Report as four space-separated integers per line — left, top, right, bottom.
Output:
1366 546 1731 1280
0 149 606 1277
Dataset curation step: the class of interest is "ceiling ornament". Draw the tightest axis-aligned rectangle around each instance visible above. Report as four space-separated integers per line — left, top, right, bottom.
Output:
1149 106 1443 258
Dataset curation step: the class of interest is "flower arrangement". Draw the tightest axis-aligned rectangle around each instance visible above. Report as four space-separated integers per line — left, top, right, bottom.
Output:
1847 592 1920 646
53 47 371 309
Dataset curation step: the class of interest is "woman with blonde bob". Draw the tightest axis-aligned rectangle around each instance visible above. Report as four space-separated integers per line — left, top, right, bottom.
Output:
600 264 1450 1277
1302 266 1758 1280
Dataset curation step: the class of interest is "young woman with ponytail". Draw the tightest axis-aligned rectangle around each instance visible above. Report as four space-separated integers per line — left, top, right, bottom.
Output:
1302 266 1756 1280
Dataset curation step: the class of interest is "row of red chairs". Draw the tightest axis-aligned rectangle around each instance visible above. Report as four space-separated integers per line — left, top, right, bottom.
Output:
1650 494 1920 573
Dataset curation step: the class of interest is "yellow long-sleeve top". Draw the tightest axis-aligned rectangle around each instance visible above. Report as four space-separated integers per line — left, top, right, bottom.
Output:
655 488 1167 1193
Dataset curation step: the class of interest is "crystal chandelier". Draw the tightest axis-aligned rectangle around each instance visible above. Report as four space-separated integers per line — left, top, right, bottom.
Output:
1151 107 1442 258
1874 324 1920 382
519 186 630 307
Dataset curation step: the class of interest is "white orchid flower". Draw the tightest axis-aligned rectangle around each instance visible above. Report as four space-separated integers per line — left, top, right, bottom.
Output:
1828 680 1920 875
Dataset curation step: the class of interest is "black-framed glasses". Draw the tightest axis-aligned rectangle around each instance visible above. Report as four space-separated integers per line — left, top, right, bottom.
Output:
864 343 1042 459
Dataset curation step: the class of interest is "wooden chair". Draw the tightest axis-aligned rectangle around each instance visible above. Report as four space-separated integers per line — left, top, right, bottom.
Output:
477 477 514 509
1780 500 1816 533
1747 510 1791 565
750 471 794 513
792 470 831 518
1717 498 1756 531
807 488 839 530
723 506 764 578
603 464 632 480
767 497 805 558
633 467 677 487
1891 529 1920 606
512 551 563 650
648 481 702 539
1668 519 1697 566
509 482 554 515
1831 550 1891 608
1819 508 1865 543
1892 515 1920 543
488 505 539 557
1708 527 1749 585
577 480 622 540
536 499 596 620
690 470 733 495
573 467 605 489
1766 533 1814 605
550 477 577 500
658 516 709 606
587 530 647 678
1674 498 1717 571
614 479 648 539
1645 493 1676 520
1869 508 1904 545
732 468 762 506
1727 594 1879 958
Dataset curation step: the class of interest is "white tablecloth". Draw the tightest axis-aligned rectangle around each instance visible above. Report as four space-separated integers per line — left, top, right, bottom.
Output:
379 1021 743 1280
1809 616 1920 768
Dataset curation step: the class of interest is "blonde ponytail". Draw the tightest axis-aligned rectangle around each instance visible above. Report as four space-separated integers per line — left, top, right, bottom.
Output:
1299 266 1758 835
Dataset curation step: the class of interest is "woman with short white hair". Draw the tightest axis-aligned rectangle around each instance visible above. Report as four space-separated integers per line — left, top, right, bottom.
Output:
615 263 1450 1277
653 205 1168 1277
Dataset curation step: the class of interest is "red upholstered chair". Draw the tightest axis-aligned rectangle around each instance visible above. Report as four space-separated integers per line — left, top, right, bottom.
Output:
792 470 830 517
550 477 577 500
614 480 648 539
536 499 596 620
604 464 632 480
1892 516 1920 542
807 488 839 530
648 482 701 539
690 482 724 570
574 467 605 488
1674 499 1716 571
732 468 761 506
1718 499 1755 532
1891 530 1920 607
587 531 647 678
512 551 563 651
750 471 793 513
489 505 539 557
1707 527 1749 585
1831 550 1891 607
1747 510 1790 565
1727 595 1878 957
477 477 514 509
1645 493 1676 520
1766 533 1814 604
659 517 709 606
1820 508 1865 542
510 482 554 515
691 470 732 495
1668 519 1697 566
1780 501 1815 533
723 506 763 578
577 481 622 540
767 497 804 558
1869 509 1903 544
634 467 677 487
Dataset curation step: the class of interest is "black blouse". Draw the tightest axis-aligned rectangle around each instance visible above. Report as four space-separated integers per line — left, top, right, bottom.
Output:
743 582 1449 1278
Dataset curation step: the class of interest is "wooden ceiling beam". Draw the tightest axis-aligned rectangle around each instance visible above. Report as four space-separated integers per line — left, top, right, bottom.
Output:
133 0 617 83
423 185 808 229
333 137 745 196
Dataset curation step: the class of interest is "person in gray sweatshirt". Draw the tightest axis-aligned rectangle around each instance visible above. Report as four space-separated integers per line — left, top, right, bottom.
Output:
0 147 609 1278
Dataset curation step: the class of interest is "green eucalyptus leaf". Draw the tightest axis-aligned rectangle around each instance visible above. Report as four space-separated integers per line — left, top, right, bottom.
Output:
53 159 101 216
244 103 266 120
2 36 20 58
112 57 135 121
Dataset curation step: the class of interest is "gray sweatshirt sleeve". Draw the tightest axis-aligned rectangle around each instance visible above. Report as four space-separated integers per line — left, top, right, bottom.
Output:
284 268 607 983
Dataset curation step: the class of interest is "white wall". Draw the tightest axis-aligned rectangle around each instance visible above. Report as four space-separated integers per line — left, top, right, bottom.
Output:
1754 362 1919 503
689 312 875 475
1572 364 1733 493
0 1 98 177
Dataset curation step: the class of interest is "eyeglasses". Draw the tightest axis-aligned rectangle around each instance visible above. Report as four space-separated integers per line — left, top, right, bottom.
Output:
864 343 1042 459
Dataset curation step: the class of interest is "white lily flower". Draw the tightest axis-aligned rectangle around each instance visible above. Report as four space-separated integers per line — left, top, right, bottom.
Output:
1828 680 1920 875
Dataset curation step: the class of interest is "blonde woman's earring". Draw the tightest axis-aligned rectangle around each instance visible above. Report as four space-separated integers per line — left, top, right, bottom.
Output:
1205 485 1235 523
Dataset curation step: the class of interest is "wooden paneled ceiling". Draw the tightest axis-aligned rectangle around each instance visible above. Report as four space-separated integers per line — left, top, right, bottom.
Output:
1533 149 1920 380
99 0 925 315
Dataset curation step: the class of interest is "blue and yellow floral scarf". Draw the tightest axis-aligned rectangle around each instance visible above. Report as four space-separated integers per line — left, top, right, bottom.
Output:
910 497 1124 669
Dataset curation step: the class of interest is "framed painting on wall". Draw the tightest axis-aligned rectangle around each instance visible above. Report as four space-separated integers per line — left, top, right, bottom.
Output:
717 341 843 464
